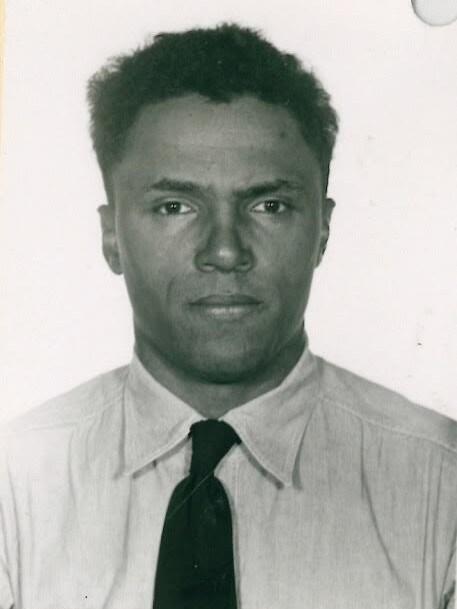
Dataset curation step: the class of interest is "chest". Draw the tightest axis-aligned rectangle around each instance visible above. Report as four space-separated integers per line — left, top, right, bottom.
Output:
12 452 437 609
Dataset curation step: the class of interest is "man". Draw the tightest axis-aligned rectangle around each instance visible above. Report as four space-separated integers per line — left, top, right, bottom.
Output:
0 23 455 609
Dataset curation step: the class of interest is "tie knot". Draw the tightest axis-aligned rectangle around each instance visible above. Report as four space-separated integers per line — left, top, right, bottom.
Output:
189 420 240 478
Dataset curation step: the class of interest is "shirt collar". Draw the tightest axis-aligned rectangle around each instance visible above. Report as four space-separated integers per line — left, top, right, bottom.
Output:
120 345 321 486
223 348 320 486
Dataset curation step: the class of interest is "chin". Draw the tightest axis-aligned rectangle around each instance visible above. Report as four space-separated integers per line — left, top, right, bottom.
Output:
182 345 271 385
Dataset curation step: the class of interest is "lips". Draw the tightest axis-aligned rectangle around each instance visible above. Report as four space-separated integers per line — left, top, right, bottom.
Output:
190 294 262 306
189 294 263 320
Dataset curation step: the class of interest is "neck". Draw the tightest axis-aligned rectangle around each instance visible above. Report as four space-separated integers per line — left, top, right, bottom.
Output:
134 330 307 418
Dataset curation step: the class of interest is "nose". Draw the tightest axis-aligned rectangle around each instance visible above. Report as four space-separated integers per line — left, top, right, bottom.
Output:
194 211 254 273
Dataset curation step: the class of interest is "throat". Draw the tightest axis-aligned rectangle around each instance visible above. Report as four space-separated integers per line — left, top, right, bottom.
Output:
134 329 307 418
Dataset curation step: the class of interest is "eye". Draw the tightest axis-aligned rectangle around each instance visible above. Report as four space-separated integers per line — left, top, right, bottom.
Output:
155 200 194 215
252 199 288 214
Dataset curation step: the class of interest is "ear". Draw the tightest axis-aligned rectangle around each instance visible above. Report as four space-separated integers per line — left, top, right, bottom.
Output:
316 197 335 266
98 204 123 275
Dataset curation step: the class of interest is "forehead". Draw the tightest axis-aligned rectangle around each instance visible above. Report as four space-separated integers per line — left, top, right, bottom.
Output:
113 95 322 193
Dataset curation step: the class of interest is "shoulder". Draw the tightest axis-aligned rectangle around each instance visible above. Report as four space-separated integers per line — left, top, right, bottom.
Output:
0 365 129 443
313 354 457 456
0 366 130 525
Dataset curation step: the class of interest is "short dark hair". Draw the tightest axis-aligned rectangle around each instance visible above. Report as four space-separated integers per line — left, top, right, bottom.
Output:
87 23 338 190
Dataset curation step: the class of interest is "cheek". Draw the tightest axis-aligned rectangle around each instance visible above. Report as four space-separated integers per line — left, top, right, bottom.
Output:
116 220 168 296
118 208 196 262
268 221 320 278
266 223 320 316
117 218 199 317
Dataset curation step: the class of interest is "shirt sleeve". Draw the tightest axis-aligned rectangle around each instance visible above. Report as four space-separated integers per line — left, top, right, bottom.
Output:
440 545 456 609
0 559 14 609
0 448 14 609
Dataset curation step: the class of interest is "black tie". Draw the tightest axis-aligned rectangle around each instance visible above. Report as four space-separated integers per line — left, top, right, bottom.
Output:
153 419 240 609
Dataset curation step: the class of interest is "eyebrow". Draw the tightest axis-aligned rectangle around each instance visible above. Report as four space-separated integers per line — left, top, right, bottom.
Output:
146 178 305 199
234 179 304 199
147 178 204 195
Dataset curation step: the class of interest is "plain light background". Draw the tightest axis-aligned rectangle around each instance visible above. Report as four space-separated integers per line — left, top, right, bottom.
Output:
1 0 456 424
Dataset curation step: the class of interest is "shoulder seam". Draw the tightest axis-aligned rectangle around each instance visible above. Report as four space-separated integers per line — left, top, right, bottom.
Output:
0 368 129 437
321 393 457 456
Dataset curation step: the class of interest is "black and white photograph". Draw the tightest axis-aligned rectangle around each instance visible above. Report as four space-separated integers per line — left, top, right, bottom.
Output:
1 1 456 608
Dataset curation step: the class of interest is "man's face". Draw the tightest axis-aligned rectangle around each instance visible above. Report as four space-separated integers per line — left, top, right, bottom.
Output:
102 95 333 382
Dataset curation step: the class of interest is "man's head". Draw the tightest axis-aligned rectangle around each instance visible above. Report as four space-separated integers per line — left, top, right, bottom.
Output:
88 23 338 196
88 24 338 384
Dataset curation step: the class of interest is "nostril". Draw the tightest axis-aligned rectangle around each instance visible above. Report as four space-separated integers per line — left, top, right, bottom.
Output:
194 232 254 273
195 249 254 273
236 257 253 272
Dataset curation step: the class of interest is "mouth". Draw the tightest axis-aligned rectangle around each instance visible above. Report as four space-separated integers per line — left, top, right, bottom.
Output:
189 294 263 320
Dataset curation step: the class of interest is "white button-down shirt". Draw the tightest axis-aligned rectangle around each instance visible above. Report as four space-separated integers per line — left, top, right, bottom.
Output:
1 348 456 609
